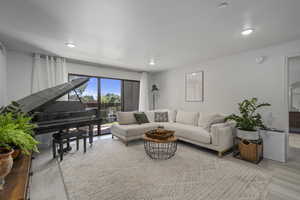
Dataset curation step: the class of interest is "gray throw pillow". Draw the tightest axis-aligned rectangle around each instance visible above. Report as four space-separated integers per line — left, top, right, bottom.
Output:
134 112 149 124
154 112 169 122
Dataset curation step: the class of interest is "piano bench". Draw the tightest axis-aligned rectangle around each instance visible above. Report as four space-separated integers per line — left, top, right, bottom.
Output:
52 130 87 161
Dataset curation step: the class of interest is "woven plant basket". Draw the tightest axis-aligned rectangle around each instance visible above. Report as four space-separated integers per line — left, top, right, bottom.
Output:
239 139 263 162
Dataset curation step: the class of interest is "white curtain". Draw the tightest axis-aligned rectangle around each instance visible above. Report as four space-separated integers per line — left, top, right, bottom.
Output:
32 53 67 93
139 72 150 111
31 53 67 148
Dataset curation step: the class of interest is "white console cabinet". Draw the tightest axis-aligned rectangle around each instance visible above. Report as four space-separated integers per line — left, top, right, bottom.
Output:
260 130 288 163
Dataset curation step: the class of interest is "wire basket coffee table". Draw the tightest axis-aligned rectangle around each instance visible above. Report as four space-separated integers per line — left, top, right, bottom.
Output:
143 130 177 160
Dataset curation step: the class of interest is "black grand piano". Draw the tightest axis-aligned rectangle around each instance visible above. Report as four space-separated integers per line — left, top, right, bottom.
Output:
15 78 101 146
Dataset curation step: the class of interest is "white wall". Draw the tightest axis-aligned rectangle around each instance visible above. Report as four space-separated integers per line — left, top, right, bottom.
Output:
6 50 33 102
151 39 300 131
67 61 141 81
6 51 142 103
0 41 7 106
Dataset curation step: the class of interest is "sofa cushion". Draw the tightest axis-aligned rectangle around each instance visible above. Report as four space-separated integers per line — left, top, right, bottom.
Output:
176 110 199 126
144 109 177 122
111 123 158 137
117 112 137 125
166 123 211 144
154 112 169 122
134 112 149 124
198 113 226 131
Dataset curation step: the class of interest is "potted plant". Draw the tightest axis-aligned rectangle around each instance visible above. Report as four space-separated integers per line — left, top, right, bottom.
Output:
0 147 14 189
226 98 271 140
0 111 39 188
0 102 37 159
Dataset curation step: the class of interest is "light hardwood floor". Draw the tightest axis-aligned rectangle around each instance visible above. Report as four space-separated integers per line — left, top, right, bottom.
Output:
29 134 300 200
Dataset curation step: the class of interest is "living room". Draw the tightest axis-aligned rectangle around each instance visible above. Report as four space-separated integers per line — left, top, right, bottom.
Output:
0 1 300 200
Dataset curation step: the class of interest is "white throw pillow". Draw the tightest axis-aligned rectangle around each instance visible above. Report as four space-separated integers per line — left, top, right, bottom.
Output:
198 113 226 131
117 112 137 125
144 111 155 122
176 110 199 126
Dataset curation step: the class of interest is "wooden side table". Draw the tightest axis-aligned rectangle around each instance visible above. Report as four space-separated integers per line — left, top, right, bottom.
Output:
0 154 32 200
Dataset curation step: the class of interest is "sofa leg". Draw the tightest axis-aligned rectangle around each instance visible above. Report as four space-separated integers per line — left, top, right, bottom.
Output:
218 151 223 157
112 134 114 139
125 141 128 146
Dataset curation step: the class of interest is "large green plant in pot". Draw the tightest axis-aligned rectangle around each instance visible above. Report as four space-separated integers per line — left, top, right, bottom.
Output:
226 98 271 140
0 102 38 187
0 102 39 157
0 113 39 155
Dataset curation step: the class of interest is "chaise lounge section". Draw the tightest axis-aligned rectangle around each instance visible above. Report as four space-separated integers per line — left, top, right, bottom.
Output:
111 109 235 157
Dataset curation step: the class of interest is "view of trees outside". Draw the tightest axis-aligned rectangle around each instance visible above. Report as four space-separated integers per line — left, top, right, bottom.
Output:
101 93 121 104
100 78 121 124
68 75 121 126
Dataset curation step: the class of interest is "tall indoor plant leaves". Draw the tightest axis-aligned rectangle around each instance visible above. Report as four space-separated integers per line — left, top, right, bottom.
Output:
226 98 271 131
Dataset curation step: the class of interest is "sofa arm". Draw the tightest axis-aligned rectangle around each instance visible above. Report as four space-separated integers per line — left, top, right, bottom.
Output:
210 123 234 150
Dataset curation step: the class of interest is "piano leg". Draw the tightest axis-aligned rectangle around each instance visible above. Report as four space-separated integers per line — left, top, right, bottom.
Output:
59 142 64 161
97 124 101 136
66 138 72 151
89 125 93 146
65 130 72 152
52 142 56 158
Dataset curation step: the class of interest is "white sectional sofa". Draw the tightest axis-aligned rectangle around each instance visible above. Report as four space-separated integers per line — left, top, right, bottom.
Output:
111 109 235 157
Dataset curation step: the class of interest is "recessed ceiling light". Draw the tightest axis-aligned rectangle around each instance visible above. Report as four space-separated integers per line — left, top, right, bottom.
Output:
149 59 155 66
241 28 255 36
65 42 76 48
218 1 229 8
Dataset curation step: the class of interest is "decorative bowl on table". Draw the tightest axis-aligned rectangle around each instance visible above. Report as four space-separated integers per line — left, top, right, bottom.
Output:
145 128 174 140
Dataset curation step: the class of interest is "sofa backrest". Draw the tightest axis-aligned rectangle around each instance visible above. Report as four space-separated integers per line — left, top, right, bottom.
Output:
117 111 137 125
198 113 227 131
176 110 199 126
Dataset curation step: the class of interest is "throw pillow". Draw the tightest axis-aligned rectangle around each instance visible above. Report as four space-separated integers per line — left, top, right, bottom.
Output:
117 112 137 125
153 109 177 122
134 112 150 124
154 112 169 122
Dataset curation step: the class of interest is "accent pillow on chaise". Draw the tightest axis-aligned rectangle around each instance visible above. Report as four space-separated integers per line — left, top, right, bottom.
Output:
134 112 150 124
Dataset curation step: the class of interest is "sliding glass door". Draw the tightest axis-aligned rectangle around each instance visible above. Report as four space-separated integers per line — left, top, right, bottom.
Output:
68 75 99 109
100 78 122 134
68 74 139 135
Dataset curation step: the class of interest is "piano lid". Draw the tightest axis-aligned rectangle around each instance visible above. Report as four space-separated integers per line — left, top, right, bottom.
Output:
16 78 89 113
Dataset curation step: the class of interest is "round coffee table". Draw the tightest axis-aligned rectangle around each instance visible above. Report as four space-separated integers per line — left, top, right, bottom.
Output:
143 133 177 160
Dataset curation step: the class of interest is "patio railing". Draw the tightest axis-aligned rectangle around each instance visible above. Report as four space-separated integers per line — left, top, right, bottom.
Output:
83 102 121 124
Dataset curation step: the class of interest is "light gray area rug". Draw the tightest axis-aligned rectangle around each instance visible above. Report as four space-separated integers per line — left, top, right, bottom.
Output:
60 139 271 200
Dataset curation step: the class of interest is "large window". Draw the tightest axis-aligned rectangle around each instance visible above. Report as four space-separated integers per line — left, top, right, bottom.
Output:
68 74 139 135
